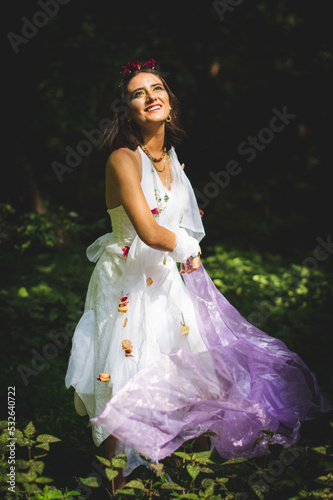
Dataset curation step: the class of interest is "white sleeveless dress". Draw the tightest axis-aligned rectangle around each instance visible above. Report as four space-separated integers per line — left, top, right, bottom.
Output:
65 146 207 448
66 146 329 475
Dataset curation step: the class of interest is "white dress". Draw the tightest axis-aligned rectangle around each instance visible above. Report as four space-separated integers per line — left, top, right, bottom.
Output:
66 146 329 473
65 146 206 450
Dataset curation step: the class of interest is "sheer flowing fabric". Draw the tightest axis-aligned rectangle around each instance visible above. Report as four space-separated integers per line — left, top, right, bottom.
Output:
66 146 330 472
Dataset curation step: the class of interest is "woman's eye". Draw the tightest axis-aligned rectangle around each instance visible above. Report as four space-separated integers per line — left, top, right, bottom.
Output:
133 90 145 98
153 86 164 91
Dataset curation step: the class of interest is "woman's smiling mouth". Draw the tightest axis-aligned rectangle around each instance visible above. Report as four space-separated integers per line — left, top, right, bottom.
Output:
145 104 162 112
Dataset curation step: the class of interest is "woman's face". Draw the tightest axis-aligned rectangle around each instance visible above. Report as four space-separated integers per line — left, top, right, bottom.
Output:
126 72 170 129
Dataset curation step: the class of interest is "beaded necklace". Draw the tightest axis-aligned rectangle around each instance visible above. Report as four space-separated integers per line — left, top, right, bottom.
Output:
140 145 172 214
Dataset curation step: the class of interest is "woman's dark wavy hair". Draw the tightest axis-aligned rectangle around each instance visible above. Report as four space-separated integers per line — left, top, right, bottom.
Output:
102 68 186 155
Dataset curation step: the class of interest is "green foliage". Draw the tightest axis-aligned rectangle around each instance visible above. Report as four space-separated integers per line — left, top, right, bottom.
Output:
0 421 82 499
0 204 85 253
1 200 332 500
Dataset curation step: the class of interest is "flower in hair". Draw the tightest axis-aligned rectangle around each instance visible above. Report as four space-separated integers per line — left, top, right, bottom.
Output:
121 58 156 77
143 58 156 69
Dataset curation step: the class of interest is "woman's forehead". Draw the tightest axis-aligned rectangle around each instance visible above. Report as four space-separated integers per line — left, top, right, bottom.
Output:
126 72 163 92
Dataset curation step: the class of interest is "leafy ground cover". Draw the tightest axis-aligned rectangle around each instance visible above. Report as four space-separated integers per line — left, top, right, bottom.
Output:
0 204 332 499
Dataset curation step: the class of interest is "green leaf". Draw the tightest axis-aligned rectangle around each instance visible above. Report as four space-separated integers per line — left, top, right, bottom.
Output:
216 477 229 485
46 491 63 499
117 488 135 495
112 456 128 468
22 470 38 482
125 480 145 490
192 451 214 464
161 482 184 490
176 494 200 499
201 478 215 488
36 434 61 444
35 476 53 484
174 451 192 461
186 464 201 481
149 462 164 476
222 457 247 465
31 460 45 474
15 459 30 469
17 436 32 447
23 421 36 438
95 455 111 467
79 476 100 488
253 434 265 448
105 468 118 481
36 442 50 451
204 483 215 496
201 467 215 474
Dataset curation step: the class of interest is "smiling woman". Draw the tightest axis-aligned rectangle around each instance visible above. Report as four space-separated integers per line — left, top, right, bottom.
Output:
65 59 330 491
102 63 186 154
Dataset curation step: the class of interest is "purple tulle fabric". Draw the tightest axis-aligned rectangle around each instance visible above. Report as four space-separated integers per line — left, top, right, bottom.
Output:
91 264 330 461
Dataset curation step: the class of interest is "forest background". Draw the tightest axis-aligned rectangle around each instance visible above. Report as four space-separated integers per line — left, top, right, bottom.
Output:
1 1 332 499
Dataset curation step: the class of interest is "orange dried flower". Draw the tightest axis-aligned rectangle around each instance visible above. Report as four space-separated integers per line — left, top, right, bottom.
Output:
118 296 129 313
97 372 111 382
122 339 134 357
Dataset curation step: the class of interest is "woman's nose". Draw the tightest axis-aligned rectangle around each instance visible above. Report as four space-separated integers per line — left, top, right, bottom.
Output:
146 90 157 102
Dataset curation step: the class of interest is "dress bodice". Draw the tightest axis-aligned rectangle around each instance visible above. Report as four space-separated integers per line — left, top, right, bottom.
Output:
107 146 185 246
107 205 137 246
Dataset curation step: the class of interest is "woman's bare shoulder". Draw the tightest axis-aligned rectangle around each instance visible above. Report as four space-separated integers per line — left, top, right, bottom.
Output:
106 147 140 171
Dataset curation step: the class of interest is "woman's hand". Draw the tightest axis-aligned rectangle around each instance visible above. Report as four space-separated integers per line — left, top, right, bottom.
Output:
179 256 201 274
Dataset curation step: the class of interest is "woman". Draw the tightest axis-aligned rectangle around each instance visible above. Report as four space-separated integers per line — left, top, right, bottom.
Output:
65 59 329 485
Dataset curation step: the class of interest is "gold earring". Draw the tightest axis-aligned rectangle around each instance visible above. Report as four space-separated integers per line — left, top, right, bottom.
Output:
166 115 172 122
127 118 132 130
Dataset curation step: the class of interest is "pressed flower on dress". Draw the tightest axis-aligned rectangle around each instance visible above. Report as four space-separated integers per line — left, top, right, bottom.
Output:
122 246 129 259
180 312 190 336
97 372 111 382
122 339 134 357
118 297 129 313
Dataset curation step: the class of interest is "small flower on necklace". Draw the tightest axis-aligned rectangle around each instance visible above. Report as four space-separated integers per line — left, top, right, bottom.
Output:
122 246 129 259
151 208 160 215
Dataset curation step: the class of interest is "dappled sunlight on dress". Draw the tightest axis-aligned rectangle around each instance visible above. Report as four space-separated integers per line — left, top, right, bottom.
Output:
65 146 330 475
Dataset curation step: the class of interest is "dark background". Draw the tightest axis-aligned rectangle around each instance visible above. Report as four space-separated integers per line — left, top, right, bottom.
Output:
3 0 332 253
1 1 333 497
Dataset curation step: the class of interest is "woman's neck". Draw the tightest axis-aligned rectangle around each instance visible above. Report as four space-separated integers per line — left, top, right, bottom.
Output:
140 126 165 157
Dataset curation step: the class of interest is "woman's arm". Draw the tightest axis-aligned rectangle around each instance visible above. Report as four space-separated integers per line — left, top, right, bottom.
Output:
106 148 177 252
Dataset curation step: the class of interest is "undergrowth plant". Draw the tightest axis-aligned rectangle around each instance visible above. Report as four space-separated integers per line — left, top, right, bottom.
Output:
0 421 82 500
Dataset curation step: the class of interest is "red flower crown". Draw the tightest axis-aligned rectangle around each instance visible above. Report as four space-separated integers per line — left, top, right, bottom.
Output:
120 58 156 77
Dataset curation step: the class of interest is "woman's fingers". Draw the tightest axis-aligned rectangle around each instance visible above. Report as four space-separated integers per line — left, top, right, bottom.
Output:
179 257 201 274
